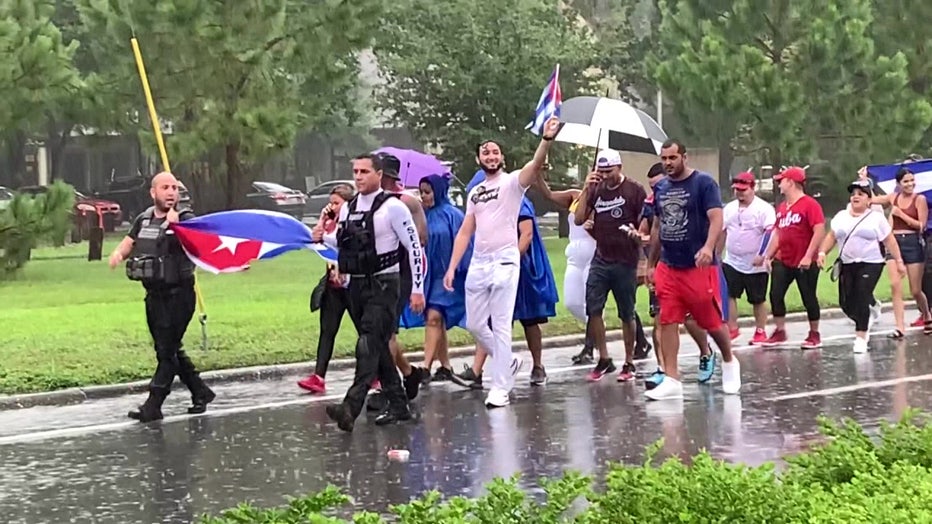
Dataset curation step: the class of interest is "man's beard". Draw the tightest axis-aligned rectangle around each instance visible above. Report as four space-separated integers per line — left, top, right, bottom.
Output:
156 198 174 212
481 161 503 174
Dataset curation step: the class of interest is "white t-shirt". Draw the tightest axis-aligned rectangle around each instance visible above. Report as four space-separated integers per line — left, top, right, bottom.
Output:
466 170 527 257
324 189 424 293
830 209 892 264
722 196 776 274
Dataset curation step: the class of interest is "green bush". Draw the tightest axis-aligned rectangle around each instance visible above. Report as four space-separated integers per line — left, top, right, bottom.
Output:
198 410 932 523
0 180 74 278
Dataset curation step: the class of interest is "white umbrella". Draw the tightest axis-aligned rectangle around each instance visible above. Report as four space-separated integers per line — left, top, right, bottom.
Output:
555 96 668 155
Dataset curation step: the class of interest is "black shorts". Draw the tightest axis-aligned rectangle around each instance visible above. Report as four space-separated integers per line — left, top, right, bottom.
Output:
722 263 768 305
519 317 548 328
895 233 925 265
585 258 637 322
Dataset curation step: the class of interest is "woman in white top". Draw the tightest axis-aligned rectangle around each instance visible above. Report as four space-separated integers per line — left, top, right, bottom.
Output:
531 182 597 363
817 180 906 353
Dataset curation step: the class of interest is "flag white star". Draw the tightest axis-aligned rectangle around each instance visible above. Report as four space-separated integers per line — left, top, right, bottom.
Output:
212 235 248 254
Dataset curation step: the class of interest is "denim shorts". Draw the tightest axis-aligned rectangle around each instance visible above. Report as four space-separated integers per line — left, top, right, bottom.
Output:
895 233 925 265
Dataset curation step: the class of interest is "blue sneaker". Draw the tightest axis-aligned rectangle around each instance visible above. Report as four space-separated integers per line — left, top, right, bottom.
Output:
698 353 716 384
645 369 665 390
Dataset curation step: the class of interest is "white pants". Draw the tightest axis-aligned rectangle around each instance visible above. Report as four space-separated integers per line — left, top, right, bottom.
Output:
465 247 521 394
564 240 595 324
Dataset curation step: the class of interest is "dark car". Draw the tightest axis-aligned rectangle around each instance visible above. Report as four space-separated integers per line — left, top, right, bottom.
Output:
305 179 355 218
247 181 307 218
94 172 192 223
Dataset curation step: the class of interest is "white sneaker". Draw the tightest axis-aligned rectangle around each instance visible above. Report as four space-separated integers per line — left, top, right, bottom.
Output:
721 358 741 394
645 376 684 400
853 336 869 354
484 388 510 409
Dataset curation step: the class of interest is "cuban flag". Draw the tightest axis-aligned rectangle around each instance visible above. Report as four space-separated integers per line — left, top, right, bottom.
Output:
525 64 562 136
169 209 336 273
868 159 932 196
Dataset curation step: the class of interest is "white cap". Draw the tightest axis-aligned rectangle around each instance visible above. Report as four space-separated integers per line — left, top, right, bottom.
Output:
596 149 622 168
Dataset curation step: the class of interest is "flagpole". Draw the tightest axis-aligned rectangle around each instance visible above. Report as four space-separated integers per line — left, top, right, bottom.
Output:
130 35 209 350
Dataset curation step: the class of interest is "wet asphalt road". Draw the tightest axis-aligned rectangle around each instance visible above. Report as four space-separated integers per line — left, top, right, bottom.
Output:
2 312 932 523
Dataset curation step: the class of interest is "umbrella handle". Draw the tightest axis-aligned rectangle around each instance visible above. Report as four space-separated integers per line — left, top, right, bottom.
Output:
590 128 604 171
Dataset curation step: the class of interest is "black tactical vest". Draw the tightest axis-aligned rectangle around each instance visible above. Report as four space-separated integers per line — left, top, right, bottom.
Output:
337 192 399 275
125 207 195 287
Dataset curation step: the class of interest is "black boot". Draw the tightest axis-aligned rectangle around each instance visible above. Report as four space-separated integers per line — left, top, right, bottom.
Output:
188 387 216 414
128 391 166 423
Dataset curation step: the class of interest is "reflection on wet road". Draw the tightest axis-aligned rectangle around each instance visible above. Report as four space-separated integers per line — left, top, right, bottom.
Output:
1 314 931 523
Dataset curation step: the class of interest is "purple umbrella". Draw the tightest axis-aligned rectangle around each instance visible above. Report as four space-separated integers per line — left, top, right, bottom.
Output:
373 146 451 188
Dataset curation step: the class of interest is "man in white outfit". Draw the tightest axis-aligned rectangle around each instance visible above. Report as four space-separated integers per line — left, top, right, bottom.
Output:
444 117 560 408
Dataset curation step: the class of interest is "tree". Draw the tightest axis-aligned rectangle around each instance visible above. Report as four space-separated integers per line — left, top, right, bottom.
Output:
373 0 600 178
651 0 932 197
0 0 81 186
870 0 932 157
0 180 73 277
75 0 382 208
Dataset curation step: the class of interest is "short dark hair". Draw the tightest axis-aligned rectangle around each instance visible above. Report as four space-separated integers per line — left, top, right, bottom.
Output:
330 183 355 201
660 139 686 155
647 162 665 178
353 153 383 172
476 140 503 156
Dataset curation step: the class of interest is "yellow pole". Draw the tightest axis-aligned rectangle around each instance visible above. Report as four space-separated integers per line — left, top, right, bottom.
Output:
130 36 209 349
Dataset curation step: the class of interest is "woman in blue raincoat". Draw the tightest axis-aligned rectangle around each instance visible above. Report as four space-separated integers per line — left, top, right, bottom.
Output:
401 174 470 381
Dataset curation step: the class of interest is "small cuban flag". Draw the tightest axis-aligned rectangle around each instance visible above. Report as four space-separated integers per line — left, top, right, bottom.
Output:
525 64 562 136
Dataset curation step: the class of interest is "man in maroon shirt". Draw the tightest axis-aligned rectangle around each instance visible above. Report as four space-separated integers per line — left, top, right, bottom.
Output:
574 149 647 382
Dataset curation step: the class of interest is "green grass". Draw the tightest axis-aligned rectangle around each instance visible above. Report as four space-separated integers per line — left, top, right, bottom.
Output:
0 236 894 395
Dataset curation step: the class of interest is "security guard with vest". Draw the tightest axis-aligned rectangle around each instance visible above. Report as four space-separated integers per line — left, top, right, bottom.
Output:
312 153 426 432
109 172 215 422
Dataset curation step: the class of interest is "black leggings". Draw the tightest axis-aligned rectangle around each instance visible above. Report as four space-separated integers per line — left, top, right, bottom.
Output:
839 262 884 331
770 261 821 321
315 286 349 377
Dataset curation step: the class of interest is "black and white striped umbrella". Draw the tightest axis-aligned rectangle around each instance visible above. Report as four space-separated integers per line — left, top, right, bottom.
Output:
555 96 668 155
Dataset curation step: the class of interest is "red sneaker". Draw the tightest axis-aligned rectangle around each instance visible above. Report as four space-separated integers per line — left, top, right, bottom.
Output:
297 374 326 394
729 328 740 341
762 329 788 347
750 328 768 345
370 379 382 391
801 331 822 349
912 317 925 328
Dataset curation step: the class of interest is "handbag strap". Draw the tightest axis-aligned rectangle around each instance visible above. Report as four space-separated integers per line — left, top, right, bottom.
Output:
838 210 873 259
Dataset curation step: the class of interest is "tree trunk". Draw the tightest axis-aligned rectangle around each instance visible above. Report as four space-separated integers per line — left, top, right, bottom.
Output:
46 120 73 183
5 131 28 187
224 142 251 209
717 141 735 187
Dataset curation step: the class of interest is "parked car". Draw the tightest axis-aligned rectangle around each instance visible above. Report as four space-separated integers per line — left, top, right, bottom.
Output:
305 179 355 218
17 185 123 233
94 172 192 223
247 181 307 218
0 186 12 211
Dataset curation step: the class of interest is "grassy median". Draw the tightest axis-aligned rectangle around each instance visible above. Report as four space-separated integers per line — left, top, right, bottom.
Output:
0 236 894 395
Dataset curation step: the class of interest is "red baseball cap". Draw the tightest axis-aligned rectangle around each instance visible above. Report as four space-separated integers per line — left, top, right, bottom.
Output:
731 171 755 189
774 166 806 183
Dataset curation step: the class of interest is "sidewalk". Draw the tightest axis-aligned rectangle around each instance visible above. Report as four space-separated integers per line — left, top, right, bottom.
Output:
0 304 905 410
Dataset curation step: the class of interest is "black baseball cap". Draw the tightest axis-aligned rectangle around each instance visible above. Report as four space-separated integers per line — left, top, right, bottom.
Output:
378 153 401 179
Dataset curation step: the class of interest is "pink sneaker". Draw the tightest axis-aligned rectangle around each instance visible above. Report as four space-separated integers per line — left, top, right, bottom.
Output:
912 317 925 328
750 328 768 345
801 331 822 349
370 379 382 391
729 328 740 341
297 374 326 394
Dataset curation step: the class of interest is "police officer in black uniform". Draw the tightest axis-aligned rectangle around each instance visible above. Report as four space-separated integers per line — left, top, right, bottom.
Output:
313 154 426 432
109 172 215 422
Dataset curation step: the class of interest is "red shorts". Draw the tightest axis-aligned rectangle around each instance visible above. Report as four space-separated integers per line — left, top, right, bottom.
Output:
654 262 723 330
